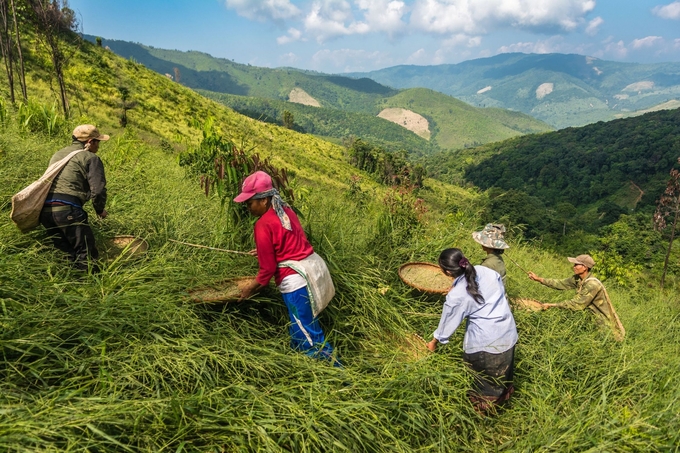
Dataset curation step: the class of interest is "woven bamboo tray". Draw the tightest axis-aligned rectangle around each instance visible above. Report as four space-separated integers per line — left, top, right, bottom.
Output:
398 262 453 294
104 235 149 259
512 298 544 312
188 277 258 303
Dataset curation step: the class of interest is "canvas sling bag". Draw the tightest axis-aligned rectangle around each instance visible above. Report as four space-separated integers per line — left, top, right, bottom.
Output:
10 148 86 233
279 252 335 318
585 277 626 341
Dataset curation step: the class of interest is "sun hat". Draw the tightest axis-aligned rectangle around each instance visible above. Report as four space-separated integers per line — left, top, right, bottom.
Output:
472 223 509 249
233 171 273 203
72 124 110 141
567 254 595 268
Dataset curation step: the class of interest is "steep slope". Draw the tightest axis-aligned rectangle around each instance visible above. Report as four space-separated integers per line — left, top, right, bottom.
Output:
348 53 680 129
380 88 552 150
198 90 436 156
89 36 552 153
86 35 395 114
0 23 678 453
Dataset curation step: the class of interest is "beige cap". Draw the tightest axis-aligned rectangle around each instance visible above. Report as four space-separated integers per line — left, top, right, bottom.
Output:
73 124 110 142
568 254 595 268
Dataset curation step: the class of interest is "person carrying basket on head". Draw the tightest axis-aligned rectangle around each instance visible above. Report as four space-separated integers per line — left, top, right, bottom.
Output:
235 171 339 365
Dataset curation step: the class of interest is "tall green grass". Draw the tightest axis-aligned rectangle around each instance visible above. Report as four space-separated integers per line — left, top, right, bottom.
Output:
1 113 679 451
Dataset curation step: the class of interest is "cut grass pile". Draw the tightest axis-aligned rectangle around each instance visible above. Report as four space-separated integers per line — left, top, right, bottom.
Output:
1 122 679 452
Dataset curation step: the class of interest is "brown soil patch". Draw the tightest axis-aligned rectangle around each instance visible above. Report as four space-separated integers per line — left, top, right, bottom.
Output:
377 108 430 140
288 88 320 107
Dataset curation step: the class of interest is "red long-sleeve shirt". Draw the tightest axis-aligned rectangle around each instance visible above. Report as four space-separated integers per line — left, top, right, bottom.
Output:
254 206 313 286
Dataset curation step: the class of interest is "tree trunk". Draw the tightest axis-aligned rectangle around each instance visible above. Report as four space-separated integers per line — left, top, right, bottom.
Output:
660 199 680 288
0 0 15 103
9 0 26 100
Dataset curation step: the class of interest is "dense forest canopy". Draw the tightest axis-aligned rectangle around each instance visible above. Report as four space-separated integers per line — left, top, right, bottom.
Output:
465 108 680 210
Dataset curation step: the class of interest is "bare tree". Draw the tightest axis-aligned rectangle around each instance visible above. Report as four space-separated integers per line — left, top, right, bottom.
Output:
27 0 80 117
0 0 15 102
653 157 680 288
10 0 26 100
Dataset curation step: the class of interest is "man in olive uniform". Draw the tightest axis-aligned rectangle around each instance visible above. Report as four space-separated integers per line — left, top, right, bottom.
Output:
473 223 509 282
39 124 109 271
527 254 624 340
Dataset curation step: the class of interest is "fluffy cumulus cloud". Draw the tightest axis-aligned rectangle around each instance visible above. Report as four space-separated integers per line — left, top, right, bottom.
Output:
600 38 628 59
497 36 568 54
631 36 664 49
224 0 301 22
585 16 603 36
652 1 680 19
356 0 408 36
303 0 370 42
277 28 303 44
409 0 596 35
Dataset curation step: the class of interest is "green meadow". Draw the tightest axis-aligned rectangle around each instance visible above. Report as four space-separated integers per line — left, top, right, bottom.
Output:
0 28 679 452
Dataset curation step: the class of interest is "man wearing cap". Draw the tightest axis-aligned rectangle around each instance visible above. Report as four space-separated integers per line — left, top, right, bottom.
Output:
527 255 623 338
234 171 339 364
473 223 509 282
39 124 110 271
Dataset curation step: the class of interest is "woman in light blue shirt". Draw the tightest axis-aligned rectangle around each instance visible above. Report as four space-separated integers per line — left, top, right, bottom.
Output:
426 248 518 414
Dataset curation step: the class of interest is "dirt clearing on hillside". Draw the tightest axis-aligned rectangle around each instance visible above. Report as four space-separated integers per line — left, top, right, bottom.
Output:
377 108 430 140
288 88 321 107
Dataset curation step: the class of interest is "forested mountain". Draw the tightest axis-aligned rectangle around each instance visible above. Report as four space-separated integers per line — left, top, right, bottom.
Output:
347 53 680 129
423 107 680 238
86 36 551 154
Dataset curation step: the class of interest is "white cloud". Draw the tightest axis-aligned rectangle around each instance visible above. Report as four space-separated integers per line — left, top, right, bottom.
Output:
311 48 393 71
585 16 603 36
409 0 596 35
631 36 664 49
304 1 370 43
497 36 566 54
406 48 428 64
652 1 680 19
602 39 628 58
279 52 299 65
675 38 680 48
277 28 303 44
356 0 408 36
224 0 301 22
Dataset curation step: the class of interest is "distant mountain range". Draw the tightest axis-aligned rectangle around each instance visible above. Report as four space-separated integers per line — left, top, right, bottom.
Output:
346 53 680 129
85 36 551 154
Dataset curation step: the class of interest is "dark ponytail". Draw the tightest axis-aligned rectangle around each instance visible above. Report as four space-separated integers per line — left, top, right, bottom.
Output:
438 248 485 304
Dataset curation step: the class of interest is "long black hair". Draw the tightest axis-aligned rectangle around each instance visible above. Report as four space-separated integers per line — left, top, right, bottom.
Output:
438 248 484 304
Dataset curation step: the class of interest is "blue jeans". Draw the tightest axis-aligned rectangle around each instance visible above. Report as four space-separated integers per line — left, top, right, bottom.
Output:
281 286 337 363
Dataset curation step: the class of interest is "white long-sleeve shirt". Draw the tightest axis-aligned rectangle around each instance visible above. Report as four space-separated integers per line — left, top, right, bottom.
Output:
433 265 518 354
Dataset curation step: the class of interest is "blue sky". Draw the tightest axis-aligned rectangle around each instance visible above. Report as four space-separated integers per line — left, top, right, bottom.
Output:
70 0 680 73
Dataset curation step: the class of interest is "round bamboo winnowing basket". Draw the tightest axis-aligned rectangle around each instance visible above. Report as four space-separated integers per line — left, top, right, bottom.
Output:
188 277 258 303
512 298 544 312
105 235 149 259
398 262 454 295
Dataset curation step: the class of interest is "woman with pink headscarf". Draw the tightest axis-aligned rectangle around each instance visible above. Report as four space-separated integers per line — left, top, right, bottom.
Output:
235 171 338 365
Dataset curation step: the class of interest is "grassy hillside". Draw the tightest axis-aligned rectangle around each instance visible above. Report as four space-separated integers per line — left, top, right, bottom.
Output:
0 25 678 452
90 36 552 153
380 88 552 150
198 90 436 156
348 53 680 129
88 36 395 114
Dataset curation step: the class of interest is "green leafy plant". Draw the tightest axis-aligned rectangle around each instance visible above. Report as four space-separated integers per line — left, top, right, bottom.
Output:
179 117 294 227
